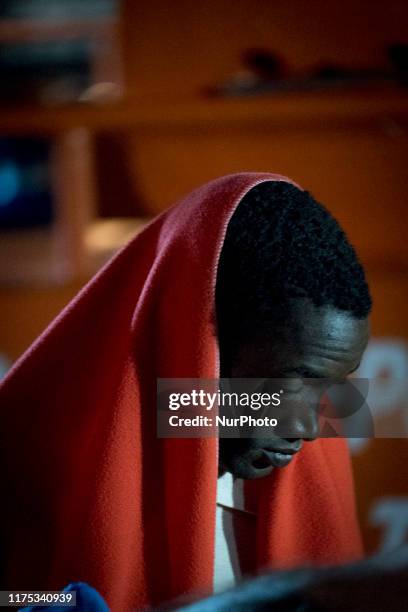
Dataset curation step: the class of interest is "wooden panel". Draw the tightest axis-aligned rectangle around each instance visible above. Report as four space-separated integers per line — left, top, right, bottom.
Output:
0 89 406 134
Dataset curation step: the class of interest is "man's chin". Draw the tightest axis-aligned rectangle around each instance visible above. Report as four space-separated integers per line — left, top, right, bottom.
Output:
221 457 275 479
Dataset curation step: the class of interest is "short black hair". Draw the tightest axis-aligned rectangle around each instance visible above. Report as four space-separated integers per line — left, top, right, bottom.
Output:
216 181 372 356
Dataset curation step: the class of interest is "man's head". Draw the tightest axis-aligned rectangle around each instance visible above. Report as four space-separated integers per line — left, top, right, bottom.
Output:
215 181 372 479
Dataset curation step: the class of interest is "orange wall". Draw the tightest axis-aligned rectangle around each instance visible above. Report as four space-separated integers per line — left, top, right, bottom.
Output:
121 0 408 101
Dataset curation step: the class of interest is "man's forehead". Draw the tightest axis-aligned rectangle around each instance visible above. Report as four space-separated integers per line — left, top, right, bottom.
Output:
302 306 368 339
248 301 370 365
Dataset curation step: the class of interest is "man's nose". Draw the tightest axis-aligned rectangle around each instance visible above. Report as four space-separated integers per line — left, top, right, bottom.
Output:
288 415 319 441
280 403 320 441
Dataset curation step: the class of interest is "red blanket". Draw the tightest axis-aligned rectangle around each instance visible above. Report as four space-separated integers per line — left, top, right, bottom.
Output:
0 173 362 610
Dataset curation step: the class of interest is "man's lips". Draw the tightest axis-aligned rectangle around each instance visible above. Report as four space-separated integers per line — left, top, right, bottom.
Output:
264 442 302 455
219 439 304 478
255 449 294 468
250 441 303 470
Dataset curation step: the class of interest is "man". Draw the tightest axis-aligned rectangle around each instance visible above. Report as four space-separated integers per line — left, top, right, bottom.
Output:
213 181 370 591
216 181 370 480
0 173 370 610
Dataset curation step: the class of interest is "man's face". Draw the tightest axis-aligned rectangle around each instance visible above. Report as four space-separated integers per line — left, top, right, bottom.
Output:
218 299 370 479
